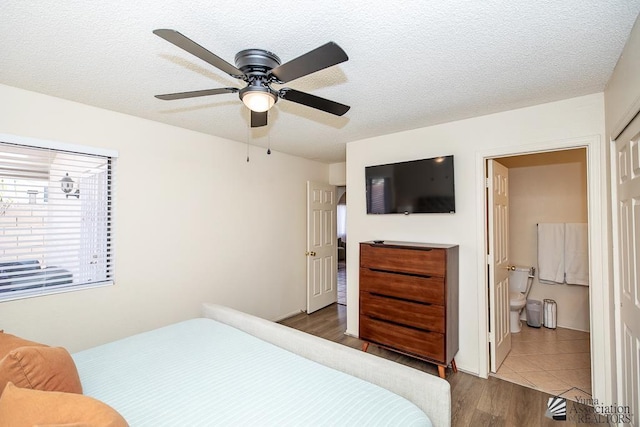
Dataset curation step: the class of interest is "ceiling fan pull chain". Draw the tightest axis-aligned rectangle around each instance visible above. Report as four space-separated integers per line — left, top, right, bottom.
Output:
267 114 271 155
246 114 250 162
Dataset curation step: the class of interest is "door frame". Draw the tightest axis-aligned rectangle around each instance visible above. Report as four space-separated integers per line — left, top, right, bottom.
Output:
475 134 613 404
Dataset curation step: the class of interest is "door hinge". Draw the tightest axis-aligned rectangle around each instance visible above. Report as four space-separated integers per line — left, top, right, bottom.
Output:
488 331 494 343
485 177 490 188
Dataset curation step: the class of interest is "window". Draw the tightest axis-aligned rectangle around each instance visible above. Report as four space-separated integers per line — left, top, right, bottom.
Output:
366 177 391 214
0 135 117 301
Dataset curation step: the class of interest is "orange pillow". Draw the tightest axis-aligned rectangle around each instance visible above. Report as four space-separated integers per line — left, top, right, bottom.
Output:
0 346 82 396
0 382 128 427
0 331 45 359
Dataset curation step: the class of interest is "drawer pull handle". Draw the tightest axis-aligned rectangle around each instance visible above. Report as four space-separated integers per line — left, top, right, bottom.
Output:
369 268 432 279
369 292 434 306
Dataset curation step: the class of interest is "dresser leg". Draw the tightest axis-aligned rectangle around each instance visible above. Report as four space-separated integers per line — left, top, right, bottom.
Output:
451 358 458 373
361 342 369 352
437 365 446 379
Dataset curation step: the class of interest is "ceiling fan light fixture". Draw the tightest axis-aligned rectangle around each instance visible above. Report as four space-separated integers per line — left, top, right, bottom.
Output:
240 89 277 113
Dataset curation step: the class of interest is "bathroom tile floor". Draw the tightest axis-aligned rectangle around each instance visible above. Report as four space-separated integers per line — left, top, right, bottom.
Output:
492 324 592 403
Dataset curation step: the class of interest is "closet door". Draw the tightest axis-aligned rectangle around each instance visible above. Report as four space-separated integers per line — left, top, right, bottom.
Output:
613 114 640 425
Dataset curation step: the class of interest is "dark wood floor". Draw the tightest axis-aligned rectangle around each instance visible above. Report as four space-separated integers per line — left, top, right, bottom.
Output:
279 303 605 427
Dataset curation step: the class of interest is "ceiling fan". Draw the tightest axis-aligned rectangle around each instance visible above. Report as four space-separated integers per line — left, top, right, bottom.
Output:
153 29 350 128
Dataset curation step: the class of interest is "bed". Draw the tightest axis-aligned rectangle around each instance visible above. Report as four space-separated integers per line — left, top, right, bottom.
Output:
2 303 451 426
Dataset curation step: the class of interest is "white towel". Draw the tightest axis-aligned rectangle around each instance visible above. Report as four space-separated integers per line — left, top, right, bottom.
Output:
565 223 589 286
537 223 565 284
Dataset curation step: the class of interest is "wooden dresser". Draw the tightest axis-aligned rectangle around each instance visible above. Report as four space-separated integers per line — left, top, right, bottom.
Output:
359 241 459 378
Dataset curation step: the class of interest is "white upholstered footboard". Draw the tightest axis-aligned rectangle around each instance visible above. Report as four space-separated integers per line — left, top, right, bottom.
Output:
202 303 451 427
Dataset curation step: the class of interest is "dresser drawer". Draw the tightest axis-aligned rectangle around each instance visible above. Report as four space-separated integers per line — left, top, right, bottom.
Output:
359 316 445 363
360 268 445 305
360 292 445 333
360 243 445 276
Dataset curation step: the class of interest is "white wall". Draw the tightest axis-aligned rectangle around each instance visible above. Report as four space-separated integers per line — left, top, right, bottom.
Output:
0 84 328 352
346 93 606 375
329 162 346 186
605 15 640 138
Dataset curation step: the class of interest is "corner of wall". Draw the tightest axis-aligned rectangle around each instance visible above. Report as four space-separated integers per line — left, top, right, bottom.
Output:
329 162 346 186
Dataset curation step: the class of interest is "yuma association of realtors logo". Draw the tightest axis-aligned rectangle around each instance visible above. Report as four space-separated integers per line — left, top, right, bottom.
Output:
546 396 567 421
545 388 633 424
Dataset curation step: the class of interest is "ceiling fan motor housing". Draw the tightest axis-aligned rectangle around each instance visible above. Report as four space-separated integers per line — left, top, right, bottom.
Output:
235 49 281 105
234 49 281 75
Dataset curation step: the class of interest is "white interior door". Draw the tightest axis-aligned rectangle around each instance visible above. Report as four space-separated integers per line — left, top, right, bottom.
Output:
613 115 640 425
488 159 511 372
306 181 337 313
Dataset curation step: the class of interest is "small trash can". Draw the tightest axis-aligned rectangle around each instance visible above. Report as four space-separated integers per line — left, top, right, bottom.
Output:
526 299 543 328
544 299 557 329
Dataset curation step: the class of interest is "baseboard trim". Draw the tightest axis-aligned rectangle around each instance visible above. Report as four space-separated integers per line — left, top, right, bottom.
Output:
272 309 305 322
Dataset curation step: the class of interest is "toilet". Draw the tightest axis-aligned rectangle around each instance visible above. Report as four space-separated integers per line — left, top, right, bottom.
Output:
509 266 534 333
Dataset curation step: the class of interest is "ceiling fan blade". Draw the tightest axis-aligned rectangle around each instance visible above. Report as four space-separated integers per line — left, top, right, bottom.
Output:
155 87 238 100
279 88 350 116
251 110 268 127
153 29 244 78
269 42 348 83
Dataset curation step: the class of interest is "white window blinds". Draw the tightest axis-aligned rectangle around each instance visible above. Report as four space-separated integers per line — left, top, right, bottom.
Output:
0 138 116 301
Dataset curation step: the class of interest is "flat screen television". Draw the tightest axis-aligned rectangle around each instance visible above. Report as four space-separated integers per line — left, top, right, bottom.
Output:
365 155 455 214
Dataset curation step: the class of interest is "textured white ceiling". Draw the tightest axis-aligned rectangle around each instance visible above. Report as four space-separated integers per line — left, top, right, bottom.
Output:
1 1 639 163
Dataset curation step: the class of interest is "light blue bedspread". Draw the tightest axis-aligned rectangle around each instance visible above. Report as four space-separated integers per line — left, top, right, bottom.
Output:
73 318 432 426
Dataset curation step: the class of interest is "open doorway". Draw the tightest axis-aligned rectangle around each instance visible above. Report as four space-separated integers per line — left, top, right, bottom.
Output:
337 186 346 305
487 149 592 401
